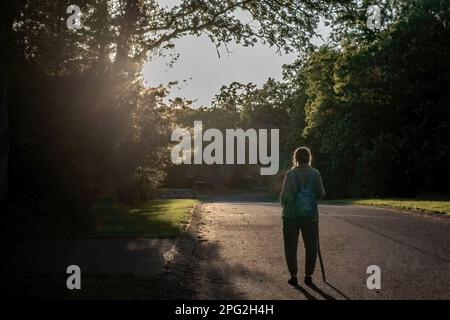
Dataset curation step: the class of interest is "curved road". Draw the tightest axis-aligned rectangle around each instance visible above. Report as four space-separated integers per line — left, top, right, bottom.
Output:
187 194 450 300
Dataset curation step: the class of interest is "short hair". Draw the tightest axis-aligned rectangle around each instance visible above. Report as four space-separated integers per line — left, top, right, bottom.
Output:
293 147 311 166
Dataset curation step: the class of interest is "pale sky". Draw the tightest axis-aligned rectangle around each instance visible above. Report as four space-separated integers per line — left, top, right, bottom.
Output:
143 14 330 107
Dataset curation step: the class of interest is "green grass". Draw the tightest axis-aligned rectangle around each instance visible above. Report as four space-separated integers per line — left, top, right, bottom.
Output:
320 199 450 215
92 197 198 238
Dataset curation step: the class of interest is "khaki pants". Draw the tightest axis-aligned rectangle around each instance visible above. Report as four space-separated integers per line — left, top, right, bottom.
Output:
282 218 318 276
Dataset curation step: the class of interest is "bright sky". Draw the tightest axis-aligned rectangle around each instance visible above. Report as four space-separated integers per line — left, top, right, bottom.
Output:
143 7 330 107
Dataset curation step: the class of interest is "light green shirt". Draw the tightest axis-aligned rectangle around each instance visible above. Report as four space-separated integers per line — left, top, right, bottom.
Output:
279 165 326 221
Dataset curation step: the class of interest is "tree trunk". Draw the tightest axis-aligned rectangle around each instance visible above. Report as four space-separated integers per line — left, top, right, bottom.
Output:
0 0 10 202
113 0 138 73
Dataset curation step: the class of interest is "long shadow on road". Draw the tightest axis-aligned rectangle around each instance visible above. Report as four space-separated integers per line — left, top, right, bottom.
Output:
324 282 351 300
187 221 351 300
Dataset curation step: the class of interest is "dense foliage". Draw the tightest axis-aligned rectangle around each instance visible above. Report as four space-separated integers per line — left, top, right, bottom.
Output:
0 0 449 234
0 0 340 232
209 0 450 198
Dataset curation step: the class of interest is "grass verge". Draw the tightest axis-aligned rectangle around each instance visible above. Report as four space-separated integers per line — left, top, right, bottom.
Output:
320 199 450 215
92 197 198 238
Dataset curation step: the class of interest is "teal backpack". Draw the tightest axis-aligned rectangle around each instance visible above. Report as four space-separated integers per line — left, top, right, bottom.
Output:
289 172 317 220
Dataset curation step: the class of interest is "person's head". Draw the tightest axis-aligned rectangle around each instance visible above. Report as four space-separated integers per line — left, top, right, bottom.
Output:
293 147 311 167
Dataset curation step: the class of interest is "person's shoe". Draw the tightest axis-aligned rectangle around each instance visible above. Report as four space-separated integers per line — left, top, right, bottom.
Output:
287 276 298 286
304 275 313 286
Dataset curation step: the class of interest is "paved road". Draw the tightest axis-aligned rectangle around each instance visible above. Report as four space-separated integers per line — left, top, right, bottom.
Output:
187 195 450 300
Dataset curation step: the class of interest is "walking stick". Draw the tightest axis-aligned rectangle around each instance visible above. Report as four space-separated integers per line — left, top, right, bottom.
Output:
317 225 326 282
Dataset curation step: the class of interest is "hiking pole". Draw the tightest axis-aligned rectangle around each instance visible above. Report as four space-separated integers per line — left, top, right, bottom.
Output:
317 225 326 282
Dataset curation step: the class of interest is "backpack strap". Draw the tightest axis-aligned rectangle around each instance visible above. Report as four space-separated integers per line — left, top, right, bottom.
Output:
299 174 306 192
287 171 296 192
306 172 314 191
297 168 314 192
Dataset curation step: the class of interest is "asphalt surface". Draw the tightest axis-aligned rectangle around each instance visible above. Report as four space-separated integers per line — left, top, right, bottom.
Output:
187 195 450 300
1 194 449 300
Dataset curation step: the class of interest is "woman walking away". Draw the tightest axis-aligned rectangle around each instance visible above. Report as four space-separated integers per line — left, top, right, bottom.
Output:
280 147 326 286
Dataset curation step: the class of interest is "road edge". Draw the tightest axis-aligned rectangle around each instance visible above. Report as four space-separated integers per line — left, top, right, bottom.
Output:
159 202 202 299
